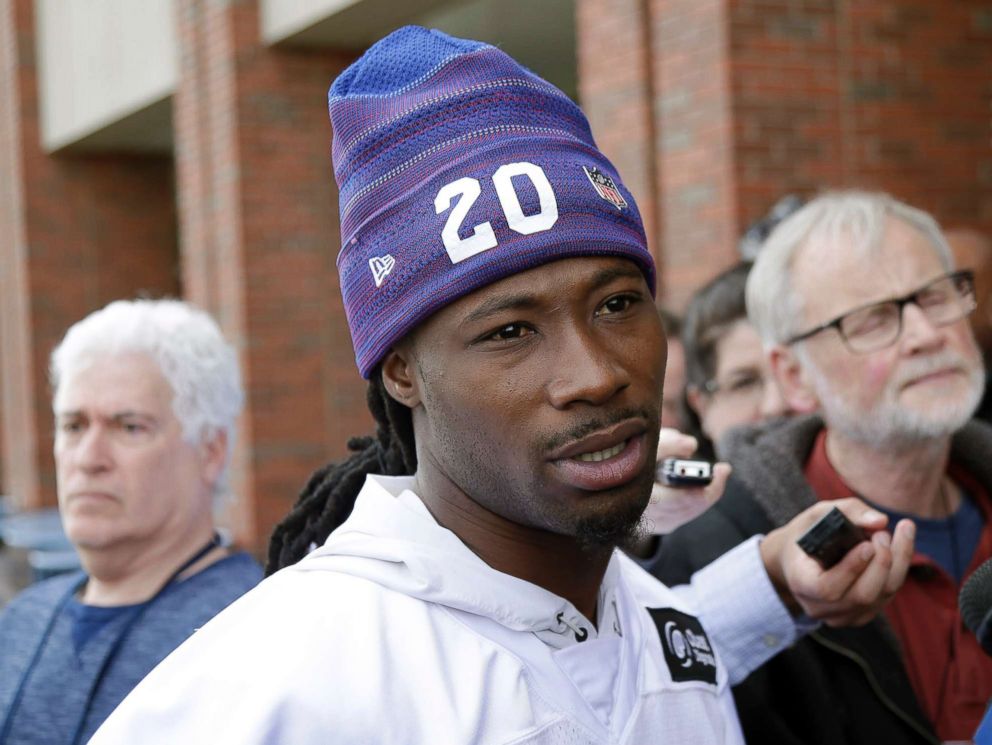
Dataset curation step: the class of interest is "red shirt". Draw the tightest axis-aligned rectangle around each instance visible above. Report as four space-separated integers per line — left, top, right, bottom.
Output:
805 429 992 741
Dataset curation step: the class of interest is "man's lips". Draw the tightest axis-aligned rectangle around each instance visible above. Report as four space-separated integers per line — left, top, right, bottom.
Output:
547 419 650 491
546 419 648 461
901 367 960 389
66 490 118 504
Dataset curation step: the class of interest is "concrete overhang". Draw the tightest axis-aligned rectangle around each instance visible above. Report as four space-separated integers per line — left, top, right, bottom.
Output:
261 0 453 50
261 0 576 99
35 0 176 154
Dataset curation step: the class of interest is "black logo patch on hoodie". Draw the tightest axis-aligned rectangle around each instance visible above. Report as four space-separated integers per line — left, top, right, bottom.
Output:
648 608 718 685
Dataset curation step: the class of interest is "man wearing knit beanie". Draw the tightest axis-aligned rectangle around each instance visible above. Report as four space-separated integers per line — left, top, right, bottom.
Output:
91 27 911 744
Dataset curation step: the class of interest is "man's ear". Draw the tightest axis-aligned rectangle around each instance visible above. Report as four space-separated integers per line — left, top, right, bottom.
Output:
381 346 421 408
200 428 228 490
769 345 819 414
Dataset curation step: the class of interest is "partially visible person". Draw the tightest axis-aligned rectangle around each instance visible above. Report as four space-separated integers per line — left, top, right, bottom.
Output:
658 308 688 430
0 300 262 745
658 191 989 743
738 194 805 262
947 228 992 351
948 228 992 424
681 262 792 459
627 307 730 565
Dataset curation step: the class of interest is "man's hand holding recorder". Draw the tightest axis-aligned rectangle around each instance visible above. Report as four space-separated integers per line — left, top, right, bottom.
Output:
651 428 915 627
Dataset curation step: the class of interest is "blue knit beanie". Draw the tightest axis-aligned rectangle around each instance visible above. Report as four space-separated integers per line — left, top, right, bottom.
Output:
330 26 655 378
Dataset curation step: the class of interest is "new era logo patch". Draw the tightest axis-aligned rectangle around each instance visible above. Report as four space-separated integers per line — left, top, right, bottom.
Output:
369 254 396 287
648 608 718 686
583 166 627 210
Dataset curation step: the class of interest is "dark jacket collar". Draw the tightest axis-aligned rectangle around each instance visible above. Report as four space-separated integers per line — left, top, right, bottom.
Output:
718 413 992 528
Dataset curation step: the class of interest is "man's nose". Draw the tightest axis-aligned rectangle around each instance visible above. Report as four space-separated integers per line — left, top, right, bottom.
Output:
546 329 631 408
71 427 113 473
901 302 944 352
759 377 789 419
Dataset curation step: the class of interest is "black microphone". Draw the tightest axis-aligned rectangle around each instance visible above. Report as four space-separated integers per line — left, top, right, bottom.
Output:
961 557 992 655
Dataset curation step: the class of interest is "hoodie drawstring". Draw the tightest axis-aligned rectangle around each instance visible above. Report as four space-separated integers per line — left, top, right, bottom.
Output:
556 612 589 642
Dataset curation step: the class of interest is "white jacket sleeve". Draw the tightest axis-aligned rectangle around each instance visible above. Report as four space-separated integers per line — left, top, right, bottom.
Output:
671 535 805 685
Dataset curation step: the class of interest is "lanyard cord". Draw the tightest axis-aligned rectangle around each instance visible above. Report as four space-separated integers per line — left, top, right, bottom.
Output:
0 532 221 745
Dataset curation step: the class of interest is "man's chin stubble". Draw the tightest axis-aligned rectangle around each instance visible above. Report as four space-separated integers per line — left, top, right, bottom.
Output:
573 496 649 552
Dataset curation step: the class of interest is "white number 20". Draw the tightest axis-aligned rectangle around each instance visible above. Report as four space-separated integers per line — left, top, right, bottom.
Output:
434 162 559 264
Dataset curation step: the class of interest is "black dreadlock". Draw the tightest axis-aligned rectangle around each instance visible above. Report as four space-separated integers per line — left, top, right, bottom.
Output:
265 366 417 575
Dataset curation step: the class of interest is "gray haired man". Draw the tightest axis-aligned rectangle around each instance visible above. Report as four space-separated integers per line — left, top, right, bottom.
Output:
0 299 262 745
657 190 990 744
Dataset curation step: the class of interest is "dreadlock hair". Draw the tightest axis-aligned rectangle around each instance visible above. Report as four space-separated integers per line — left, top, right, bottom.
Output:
265 364 417 575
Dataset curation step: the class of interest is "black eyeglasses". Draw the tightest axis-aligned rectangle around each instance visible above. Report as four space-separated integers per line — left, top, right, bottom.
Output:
785 270 976 353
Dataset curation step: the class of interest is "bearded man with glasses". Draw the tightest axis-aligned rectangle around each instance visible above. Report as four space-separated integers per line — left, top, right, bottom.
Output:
656 191 989 745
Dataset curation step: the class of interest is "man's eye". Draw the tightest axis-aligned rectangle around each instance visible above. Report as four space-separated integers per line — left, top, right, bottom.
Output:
121 422 148 435
60 421 84 434
486 323 533 341
596 294 637 316
845 305 895 336
727 374 762 393
917 288 950 308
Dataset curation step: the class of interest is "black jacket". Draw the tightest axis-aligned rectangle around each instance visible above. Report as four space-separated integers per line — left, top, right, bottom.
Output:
654 414 947 745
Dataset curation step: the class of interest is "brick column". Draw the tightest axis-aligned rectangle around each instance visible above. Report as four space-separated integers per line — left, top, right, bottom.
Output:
0 0 178 510
173 0 365 554
0 0 31 507
576 0 661 269
578 0 739 308
650 0 738 307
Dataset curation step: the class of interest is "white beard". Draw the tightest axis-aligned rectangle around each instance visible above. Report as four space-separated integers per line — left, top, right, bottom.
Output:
808 349 986 448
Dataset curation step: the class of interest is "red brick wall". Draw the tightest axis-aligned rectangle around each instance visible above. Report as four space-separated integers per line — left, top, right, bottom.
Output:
0 0 178 510
731 0 992 241
174 0 366 554
578 0 992 310
4 0 988 553
731 0 845 233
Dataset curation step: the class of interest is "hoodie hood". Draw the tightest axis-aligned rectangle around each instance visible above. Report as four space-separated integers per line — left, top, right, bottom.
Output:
291 475 625 645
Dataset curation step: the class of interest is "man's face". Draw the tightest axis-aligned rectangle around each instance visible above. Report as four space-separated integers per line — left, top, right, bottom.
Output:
790 216 984 445
692 319 790 444
400 256 665 548
54 353 217 553
947 228 992 353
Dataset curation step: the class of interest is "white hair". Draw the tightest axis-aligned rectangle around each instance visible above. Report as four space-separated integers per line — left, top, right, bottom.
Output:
50 299 244 497
746 190 955 345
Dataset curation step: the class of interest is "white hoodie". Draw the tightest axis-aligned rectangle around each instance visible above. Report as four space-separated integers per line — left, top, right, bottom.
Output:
91 475 798 745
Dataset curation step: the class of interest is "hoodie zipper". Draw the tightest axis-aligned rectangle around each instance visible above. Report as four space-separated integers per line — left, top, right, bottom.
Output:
809 631 940 745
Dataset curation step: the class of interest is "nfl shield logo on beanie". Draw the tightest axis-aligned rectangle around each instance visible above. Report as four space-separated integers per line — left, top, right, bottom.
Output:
584 166 628 210
328 25 655 378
